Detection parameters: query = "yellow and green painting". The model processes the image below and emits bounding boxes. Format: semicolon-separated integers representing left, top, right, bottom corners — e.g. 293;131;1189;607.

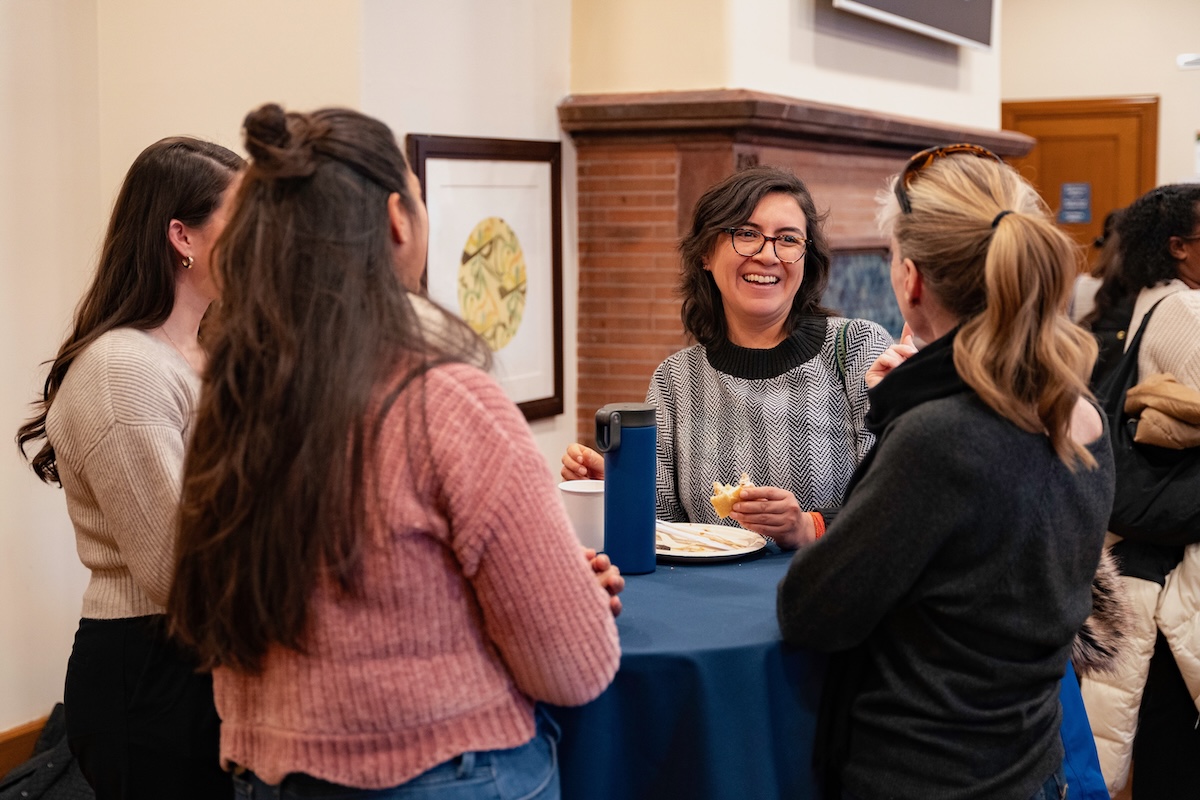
458;216;528;351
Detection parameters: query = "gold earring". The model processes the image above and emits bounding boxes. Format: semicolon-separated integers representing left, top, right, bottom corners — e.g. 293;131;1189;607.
182;256;194;269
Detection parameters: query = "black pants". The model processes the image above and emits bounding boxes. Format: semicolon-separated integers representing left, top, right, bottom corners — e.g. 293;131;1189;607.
1131;632;1200;798
64;616;230;800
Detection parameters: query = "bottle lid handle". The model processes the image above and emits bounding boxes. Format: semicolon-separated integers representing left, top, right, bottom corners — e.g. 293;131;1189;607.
595;409;621;453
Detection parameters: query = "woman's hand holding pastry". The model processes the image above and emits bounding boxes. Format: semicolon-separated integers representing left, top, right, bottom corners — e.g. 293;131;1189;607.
730;485;813;550
561;443;605;481
584;548;624;617
865;323;918;389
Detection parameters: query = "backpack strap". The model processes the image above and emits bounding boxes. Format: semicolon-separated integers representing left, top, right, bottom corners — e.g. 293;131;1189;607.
835;320;851;392
1096;297;1168;402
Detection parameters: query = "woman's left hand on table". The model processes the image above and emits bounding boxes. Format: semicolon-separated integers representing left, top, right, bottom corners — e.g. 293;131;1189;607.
730;485;813;550
584;548;624;617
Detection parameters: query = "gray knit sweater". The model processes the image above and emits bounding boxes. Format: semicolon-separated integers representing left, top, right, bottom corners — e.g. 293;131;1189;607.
647;315;890;524
45;328;199;619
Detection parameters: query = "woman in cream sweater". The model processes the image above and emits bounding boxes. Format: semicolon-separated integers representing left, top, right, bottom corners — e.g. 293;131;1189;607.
17;137;243;798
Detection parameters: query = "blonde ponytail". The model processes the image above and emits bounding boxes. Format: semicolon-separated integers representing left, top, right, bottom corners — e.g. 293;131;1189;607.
883;155;1098;469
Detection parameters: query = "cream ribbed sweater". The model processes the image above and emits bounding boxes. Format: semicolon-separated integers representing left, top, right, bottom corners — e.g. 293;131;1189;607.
1138;286;1200;386
45;327;199;619
214;362;621;789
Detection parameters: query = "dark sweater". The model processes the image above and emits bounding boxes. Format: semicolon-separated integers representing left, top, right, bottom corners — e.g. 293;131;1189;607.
777;332;1115;800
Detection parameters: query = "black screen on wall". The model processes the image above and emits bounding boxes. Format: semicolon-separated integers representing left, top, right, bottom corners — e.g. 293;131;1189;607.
832;0;993;49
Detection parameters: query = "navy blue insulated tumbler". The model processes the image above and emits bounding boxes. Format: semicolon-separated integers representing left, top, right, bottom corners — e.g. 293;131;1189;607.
595;402;657;575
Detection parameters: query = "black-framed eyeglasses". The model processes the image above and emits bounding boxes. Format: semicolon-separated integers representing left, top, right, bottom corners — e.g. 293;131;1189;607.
894;143;1003;214
720;227;810;264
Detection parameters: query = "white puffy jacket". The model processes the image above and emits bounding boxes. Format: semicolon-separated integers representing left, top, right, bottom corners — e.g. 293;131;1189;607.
1079;284;1200;796
1080;547;1200;795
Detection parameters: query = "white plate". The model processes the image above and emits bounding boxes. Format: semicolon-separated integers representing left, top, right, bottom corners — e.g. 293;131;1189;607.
655;522;767;563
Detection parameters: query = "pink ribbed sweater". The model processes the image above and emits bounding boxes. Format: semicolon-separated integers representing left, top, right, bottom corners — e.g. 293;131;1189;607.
213;362;621;789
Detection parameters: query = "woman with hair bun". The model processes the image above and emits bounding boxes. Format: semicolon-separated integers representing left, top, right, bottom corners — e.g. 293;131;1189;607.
16;136;243;798
167;104;621;799
777;145;1114;799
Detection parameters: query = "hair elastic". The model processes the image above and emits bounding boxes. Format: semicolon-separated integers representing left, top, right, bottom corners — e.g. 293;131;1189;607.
991;210;1014;228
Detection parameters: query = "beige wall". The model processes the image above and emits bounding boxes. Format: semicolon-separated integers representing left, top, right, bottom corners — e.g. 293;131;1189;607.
96;0;361;197
0;0;360;731
571;0;728;93
1002;0;1200;185
0;0;100;733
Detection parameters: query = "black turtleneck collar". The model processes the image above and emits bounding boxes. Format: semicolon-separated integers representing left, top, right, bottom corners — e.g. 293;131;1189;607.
704;315;828;380
831;327;971;504
863;327;969;437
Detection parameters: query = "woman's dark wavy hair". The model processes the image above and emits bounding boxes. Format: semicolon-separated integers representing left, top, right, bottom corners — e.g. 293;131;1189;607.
167;104;488;673
15;137;243;484
1088;185;1200;326
679;166;834;346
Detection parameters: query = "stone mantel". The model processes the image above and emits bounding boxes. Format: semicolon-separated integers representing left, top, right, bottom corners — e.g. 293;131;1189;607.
556;89;1033;442
559;89;1035;157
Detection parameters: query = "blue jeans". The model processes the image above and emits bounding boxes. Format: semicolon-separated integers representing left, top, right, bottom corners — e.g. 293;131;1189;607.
1029;765;1069;800
232;712;560;800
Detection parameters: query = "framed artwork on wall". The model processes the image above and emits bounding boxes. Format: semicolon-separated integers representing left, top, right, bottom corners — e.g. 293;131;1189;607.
406;134;564;421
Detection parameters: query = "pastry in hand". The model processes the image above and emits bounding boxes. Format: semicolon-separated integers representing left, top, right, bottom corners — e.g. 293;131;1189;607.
710;472;754;518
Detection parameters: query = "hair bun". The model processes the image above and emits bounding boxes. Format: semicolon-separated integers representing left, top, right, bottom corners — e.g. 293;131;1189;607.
243;103;318;179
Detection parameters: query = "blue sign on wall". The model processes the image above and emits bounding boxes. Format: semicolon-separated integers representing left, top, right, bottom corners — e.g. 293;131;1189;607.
1058;182;1092;224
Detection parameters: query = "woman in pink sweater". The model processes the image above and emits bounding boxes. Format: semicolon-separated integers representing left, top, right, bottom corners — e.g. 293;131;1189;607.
167;104;621;799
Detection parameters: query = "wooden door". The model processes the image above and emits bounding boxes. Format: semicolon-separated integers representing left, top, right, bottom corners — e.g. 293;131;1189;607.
1001;96;1158;263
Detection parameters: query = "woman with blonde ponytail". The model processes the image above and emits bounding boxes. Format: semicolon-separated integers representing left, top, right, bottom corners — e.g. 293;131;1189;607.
777;146;1115;800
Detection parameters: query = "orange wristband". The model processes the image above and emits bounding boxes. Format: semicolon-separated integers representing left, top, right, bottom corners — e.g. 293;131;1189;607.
809;511;826;541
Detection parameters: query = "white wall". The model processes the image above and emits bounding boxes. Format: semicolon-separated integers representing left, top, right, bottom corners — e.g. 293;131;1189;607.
572;0;1003;130
361;0;581;463
1002;0;1200;185
0;0;360;732
733;0;1001;129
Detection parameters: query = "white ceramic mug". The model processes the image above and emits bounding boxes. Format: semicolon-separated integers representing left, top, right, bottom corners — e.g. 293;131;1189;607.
559;479;605;553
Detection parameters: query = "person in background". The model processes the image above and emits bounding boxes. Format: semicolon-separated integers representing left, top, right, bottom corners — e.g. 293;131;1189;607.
167;104;621;800
778;144;1113;800
1071;208;1129;387
1079;183;1200;798
15;137;244;798
562;166;891;549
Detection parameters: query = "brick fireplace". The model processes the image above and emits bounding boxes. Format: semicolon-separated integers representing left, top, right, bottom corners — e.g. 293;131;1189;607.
558;89;1033;445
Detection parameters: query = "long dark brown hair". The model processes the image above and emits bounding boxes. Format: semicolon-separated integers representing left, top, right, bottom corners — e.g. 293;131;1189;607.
167;104;487;673
679;166;834;346
15;137;243;483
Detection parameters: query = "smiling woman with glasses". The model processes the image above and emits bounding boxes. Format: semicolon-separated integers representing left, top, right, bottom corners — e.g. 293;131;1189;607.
721;226;812;263
562;166;891;550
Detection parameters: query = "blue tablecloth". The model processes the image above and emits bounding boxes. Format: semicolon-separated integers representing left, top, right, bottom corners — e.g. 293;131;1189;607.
550;547;824;800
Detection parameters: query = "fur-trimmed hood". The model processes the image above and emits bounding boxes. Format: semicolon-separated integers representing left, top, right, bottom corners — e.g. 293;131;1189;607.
1073;548;1130;676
